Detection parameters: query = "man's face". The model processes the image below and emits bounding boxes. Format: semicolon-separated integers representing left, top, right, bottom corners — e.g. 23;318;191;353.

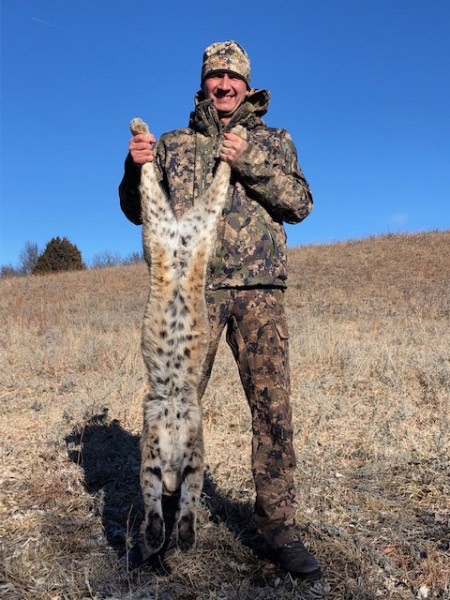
203;72;249;121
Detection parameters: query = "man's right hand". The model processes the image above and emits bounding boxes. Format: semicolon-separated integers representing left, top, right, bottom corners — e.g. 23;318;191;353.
129;132;156;165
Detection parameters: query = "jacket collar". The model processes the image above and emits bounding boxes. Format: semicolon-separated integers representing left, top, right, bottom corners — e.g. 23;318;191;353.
189;88;270;135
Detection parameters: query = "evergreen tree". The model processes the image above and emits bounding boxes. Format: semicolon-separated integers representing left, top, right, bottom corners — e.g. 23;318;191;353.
33;237;85;275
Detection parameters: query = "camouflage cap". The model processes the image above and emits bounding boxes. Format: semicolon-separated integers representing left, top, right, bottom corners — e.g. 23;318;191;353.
201;40;251;88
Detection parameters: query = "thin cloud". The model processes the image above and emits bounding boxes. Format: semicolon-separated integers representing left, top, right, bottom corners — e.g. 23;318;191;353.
31;17;60;30
389;213;409;225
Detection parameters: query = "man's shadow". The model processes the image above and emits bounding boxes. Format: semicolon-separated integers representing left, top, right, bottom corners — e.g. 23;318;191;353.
65;411;269;571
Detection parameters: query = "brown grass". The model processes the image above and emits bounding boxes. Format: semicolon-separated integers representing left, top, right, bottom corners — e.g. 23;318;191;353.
1;231;449;599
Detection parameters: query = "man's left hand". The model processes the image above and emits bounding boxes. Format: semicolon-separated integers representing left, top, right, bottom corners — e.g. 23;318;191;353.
220;132;248;165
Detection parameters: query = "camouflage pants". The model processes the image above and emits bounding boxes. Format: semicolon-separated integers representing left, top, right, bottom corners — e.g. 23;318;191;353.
198;287;298;542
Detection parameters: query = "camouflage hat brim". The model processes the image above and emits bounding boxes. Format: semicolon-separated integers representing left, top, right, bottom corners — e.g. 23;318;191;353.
202;68;249;85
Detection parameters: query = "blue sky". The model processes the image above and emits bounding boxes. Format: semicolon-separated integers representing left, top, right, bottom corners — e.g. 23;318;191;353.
1;0;449;267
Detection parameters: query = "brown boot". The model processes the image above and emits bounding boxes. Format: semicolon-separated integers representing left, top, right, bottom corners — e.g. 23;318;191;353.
259;522;322;581
272;539;322;581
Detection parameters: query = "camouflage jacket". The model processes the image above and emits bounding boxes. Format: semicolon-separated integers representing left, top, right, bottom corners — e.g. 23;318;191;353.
119;88;313;289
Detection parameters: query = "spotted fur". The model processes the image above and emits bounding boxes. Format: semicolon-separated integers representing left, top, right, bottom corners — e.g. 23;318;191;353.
131;118;246;556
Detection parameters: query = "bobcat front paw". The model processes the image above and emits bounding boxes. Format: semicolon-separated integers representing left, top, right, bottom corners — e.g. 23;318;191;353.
177;512;196;551
143;511;165;555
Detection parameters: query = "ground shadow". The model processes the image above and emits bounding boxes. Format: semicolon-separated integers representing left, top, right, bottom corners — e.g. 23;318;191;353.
65;412;271;570
65;411;143;556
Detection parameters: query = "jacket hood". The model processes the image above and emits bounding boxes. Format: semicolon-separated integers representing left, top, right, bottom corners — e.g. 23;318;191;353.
189;88;270;135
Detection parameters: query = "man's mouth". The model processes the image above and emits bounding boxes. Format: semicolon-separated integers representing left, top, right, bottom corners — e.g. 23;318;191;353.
215;91;234;99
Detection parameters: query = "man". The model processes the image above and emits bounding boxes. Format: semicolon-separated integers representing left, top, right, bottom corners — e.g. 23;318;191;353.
119;40;320;580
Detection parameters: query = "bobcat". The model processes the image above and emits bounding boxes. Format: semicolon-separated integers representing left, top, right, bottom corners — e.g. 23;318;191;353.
131;118;246;556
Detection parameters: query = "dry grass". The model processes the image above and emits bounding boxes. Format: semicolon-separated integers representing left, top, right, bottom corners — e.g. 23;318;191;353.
1;231;449;599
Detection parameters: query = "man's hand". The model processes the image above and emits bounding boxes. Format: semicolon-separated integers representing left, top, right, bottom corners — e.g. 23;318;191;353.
220;132;248;165
129;132;156;165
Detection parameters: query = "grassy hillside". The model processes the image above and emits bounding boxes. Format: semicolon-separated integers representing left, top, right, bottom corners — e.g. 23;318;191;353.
1;231;449;599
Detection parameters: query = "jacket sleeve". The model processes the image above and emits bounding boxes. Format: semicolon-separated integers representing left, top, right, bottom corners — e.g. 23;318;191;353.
118;154;143;225
232;129;313;224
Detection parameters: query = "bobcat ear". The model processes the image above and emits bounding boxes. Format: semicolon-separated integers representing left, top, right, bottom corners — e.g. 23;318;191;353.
230;125;247;141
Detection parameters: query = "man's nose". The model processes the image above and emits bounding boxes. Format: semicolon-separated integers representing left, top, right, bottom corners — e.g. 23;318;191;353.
217;74;231;89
